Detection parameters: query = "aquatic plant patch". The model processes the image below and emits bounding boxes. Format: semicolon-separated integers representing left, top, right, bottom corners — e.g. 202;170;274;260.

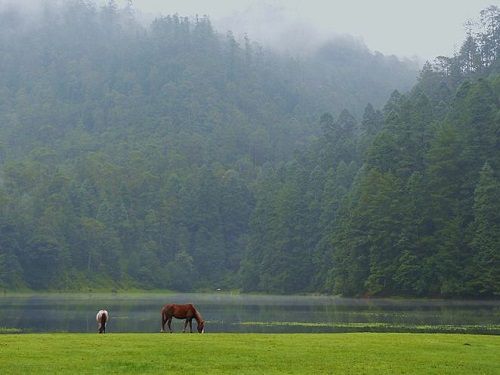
0;327;22;334
235;321;500;333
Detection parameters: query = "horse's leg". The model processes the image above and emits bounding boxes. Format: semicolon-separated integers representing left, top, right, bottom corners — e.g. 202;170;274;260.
183;319;189;333
189;319;193;333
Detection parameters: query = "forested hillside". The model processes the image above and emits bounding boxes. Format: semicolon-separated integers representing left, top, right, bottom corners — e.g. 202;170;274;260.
0;0;416;291
242;5;500;297
0;1;498;297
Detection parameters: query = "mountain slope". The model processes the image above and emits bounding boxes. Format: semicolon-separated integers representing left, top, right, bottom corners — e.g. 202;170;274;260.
0;1;418;291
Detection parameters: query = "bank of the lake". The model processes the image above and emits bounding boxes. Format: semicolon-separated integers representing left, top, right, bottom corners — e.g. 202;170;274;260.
0;333;498;374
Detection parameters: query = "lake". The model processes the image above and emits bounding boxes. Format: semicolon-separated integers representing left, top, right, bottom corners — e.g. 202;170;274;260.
0;293;499;334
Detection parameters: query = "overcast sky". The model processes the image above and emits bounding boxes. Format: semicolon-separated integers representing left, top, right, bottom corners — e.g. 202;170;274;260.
125;0;499;60
3;0;500;60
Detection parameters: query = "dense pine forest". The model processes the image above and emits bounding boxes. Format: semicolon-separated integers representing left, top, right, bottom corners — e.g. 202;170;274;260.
0;1;498;297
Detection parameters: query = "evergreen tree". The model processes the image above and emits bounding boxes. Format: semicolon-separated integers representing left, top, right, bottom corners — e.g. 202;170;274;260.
469;163;500;295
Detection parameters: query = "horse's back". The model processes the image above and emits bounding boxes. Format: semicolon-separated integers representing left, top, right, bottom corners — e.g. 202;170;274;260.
96;309;108;323
161;303;195;318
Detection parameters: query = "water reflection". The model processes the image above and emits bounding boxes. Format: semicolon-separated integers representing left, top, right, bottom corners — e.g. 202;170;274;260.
0;293;499;334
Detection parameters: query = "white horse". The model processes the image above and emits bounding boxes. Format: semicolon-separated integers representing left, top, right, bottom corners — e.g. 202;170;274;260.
96;310;109;334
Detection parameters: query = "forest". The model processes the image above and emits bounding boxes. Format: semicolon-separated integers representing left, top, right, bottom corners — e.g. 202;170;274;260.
0;1;498;297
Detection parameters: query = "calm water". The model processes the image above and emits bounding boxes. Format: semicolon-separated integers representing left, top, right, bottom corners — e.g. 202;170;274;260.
0;293;499;334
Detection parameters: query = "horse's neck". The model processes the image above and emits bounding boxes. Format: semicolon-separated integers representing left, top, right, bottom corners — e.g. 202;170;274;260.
193;309;203;324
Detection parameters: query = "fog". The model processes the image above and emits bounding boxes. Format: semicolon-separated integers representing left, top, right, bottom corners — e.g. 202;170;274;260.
123;0;498;60
2;0;498;60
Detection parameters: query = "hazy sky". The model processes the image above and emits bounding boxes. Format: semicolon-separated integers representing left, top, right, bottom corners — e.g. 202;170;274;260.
125;0;499;60
4;0;500;60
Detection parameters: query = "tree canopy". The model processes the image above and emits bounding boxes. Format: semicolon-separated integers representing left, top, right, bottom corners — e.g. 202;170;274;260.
0;1;498;297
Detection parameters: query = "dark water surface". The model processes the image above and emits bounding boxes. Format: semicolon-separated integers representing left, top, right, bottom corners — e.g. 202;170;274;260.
1;293;499;334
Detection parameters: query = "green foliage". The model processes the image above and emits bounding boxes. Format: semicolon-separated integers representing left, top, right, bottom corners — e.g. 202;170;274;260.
244;70;500;296
469;163;500;295
0;2;498;297
0;1;418;292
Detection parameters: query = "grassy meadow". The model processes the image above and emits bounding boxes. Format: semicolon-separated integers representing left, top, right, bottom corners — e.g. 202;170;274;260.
0;333;498;374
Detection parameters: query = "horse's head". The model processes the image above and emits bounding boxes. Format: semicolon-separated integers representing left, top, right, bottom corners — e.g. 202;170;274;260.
197;320;205;334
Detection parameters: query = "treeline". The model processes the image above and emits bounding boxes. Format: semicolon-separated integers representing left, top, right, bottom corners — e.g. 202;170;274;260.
0;1;498;297
427;5;500;78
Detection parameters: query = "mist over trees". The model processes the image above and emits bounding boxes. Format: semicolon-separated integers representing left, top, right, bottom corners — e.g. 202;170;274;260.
0;1;498;297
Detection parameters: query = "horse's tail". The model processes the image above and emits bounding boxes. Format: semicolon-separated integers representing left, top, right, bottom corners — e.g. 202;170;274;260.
160;307;167;321
160;307;167;332
101;311;108;324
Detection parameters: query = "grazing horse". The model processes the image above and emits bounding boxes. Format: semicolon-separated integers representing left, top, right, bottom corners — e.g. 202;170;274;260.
161;304;205;333
96;309;109;334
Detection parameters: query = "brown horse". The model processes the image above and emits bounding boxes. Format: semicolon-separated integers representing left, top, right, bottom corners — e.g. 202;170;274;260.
160;304;205;333
96;309;109;334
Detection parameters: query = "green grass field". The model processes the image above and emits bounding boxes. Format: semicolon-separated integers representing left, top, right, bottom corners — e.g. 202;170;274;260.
0;333;498;374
